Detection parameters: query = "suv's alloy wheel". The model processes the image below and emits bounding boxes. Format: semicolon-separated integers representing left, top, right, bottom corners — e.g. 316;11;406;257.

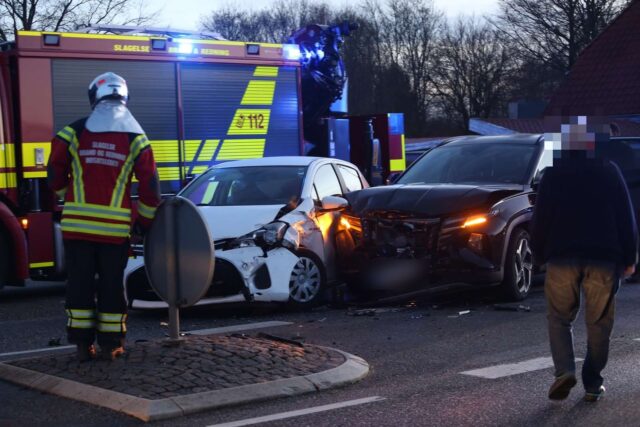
501;228;533;301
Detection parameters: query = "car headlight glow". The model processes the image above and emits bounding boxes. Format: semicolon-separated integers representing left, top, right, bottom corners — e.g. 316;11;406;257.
462;216;488;228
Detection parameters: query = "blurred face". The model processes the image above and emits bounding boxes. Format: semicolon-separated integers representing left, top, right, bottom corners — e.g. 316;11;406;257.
543;116;609;159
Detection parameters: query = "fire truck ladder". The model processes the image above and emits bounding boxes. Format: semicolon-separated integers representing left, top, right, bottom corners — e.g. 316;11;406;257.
75;25;226;40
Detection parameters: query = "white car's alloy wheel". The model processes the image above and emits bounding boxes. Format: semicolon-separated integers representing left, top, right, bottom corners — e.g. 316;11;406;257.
289;256;322;304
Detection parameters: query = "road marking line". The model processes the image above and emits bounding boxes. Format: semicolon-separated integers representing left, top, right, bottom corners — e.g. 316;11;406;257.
0;345;75;358
188;321;293;336
461;357;584;379
205;396;386;427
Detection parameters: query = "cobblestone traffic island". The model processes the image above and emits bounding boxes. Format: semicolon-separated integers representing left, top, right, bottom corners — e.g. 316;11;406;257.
0;334;369;421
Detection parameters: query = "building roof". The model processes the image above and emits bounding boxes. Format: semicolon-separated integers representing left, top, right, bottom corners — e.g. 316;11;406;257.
470;117;640;137
545;0;640;116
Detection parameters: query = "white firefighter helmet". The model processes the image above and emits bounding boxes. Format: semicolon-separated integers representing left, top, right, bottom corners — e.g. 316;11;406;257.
88;72;129;108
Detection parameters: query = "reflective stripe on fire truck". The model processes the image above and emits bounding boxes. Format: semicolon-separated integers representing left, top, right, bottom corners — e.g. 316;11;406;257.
110;134;149;208
66;308;97;329
0;143;17;189
241;81;276;105
137;200;156;219
254;66;279;77
217;139;267;160
97;312;127;333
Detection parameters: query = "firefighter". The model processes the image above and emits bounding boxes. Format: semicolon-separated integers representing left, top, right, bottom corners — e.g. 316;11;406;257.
47;72;160;362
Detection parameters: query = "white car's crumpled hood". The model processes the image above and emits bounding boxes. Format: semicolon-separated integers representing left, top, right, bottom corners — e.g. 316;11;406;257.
198;205;284;240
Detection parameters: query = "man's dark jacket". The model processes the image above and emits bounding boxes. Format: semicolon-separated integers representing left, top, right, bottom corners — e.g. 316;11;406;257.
531;156;638;267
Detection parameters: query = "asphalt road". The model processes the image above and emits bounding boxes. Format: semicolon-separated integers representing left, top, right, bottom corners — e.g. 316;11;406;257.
3;279;640;426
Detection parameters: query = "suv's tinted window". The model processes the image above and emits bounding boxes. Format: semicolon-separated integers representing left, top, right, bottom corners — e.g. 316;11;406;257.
399;143;537;185
337;165;363;192
313;164;342;201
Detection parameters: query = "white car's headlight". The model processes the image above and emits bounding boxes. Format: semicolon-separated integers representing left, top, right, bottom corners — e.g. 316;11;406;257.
256;221;288;245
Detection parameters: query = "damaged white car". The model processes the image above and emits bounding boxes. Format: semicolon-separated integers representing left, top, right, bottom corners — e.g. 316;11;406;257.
124;156;368;309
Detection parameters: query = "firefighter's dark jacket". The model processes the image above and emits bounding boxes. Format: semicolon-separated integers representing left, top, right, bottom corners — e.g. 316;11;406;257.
47;118;161;244
531;156;639;267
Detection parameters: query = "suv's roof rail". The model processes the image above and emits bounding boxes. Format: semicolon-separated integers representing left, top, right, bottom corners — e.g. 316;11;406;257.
75;25;226;41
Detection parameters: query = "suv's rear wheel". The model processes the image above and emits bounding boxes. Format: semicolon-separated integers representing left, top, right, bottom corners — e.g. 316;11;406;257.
501;228;533;301
287;251;325;309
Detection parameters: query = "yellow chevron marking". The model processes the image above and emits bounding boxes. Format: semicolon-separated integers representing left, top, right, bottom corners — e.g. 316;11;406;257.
197;140;220;162
254;66;279;77
184;140;201;162
241;81;276;105
228;110;271;135
157;167;181;181
149;140;180;163
216;139;266;160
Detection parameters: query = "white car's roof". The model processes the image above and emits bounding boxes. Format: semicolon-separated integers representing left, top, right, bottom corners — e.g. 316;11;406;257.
213;156;324;168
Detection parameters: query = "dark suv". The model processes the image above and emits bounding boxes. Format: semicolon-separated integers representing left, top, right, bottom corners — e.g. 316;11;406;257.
339;134;551;300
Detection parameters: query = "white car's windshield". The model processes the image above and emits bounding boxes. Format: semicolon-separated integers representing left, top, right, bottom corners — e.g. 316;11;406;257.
181;166;307;206
399;143;537;185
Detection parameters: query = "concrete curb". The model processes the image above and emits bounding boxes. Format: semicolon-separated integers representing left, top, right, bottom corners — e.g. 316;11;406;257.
0;345;370;422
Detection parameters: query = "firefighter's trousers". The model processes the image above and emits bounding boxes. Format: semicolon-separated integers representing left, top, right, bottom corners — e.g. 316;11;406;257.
64;239;129;347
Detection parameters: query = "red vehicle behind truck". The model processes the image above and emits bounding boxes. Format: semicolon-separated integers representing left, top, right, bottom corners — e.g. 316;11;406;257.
0;27;406;288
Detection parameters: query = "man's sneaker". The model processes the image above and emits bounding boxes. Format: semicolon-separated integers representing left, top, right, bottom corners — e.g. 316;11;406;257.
100;345;125;361
76;343;97;362
584;386;606;402
548;373;577;400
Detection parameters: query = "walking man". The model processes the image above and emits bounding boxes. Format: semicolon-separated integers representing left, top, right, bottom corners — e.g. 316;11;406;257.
531;116;638;402
48;72;160;361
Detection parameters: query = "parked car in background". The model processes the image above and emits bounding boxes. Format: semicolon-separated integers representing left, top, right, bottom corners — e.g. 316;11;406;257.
125;156;368;309
339;134;550;301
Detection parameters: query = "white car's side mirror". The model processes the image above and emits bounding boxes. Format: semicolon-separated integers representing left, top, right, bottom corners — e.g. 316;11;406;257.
321;196;348;211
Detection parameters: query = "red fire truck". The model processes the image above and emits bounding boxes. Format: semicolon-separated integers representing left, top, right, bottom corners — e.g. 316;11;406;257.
0;27;406;288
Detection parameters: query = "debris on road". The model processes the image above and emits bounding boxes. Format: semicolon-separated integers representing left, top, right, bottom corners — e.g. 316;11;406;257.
493;304;531;312
47;338;61;347
447;310;472;318
347;307;404;317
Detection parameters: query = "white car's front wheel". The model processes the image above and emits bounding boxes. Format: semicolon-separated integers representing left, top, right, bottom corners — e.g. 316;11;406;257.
288;252;325;308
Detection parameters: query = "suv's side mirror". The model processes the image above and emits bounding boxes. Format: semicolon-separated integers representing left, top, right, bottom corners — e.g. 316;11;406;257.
321;195;348;211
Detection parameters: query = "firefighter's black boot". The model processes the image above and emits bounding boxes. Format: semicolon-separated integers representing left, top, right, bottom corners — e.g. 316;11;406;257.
76;343;97;362
100;345;125;361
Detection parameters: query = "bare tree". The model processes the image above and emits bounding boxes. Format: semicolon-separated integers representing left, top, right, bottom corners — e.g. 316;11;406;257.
431;17;516;130
0;0;156;41
361;0;442;135
201;0;334;43
493;0;626;75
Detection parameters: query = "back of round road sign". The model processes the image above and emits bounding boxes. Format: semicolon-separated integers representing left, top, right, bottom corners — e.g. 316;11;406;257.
144;196;215;308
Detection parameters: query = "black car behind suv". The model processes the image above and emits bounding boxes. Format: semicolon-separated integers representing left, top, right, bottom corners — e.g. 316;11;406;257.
338;134;551;301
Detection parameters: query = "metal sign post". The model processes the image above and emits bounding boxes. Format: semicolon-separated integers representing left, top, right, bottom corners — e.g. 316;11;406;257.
144;196;215;345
